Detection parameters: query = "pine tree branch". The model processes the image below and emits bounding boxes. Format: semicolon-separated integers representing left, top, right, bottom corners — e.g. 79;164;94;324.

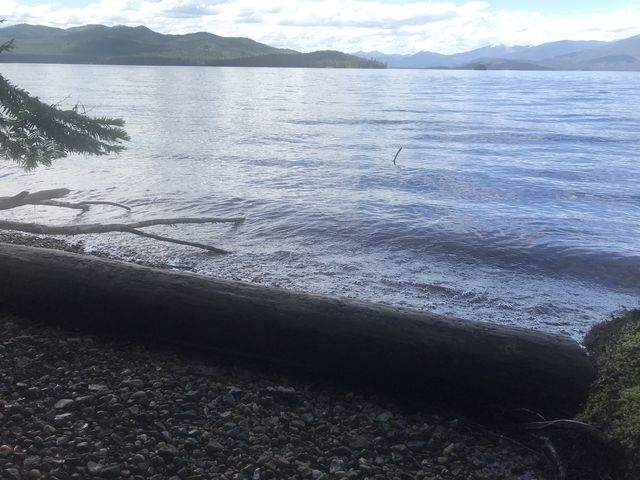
0;73;129;170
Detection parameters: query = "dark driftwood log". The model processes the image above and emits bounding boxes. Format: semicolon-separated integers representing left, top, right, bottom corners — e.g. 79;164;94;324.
0;243;595;415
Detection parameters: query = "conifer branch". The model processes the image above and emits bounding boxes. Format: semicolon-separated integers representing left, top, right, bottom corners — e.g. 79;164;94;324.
0;66;129;169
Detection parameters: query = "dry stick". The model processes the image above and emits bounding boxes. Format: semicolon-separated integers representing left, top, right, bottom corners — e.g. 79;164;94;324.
393;146;403;165
37;200;91;211
515;407;547;422
0;217;245;253
542;436;566;480
480;428;543;459
525;419;609;443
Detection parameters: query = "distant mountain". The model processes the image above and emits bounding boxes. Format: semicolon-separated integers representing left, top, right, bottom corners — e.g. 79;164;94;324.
357;45;531;69
501;40;607;62
449;45;530;65
0;24;384;68
356;34;640;71
540;34;640;71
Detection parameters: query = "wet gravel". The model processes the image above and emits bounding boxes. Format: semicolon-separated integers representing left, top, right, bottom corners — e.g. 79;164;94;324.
0;232;83;255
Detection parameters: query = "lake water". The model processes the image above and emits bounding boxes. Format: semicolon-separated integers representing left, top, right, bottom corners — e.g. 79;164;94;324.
1;64;639;339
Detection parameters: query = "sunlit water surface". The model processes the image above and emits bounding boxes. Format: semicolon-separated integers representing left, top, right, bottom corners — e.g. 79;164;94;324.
1;64;639;339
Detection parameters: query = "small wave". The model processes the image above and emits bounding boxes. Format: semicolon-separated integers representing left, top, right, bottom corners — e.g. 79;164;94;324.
362;227;640;289
411;131;624;145
287;118;418;126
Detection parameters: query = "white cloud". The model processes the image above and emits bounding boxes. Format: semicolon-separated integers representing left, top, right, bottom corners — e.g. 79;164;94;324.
1;0;640;54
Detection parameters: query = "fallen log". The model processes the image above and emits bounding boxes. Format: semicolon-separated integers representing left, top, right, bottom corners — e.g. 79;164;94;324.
0;243;595;415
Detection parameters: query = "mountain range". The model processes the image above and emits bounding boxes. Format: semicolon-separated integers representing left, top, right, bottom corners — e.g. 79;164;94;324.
1;24;638;71
355;35;640;71
0;24;384;69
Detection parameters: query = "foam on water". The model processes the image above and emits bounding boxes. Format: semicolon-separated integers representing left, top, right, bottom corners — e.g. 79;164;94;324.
1;65;638;339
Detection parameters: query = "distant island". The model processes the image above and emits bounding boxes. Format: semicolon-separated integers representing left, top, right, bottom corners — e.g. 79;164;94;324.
355;34;640;71
0;24;385;69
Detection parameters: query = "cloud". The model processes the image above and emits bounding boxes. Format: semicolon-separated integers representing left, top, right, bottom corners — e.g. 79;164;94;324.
1;0;639;54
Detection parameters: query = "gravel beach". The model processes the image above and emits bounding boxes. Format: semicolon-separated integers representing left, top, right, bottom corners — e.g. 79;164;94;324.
0;233;549;479
0;313;547;480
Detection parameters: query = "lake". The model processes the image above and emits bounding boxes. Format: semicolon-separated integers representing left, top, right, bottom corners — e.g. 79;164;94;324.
1;64;639;338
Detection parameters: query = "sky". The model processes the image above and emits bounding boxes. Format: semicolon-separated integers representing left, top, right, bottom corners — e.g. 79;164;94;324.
1;0;640;54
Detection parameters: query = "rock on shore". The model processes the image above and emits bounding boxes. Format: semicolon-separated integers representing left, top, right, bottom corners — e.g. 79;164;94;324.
0;314;547;480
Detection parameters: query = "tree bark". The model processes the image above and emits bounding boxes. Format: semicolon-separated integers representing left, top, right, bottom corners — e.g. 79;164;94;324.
0;243;595;416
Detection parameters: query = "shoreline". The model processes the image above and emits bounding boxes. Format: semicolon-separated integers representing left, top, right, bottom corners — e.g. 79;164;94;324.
1;232;626;479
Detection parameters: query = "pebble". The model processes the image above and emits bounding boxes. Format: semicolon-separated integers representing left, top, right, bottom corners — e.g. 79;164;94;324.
53;413;73;425
25;469;42;480
100;464;122;477
376;411;394;422
131;390;147;400
87;461;103;473
54;398;75;410
348;436;371;449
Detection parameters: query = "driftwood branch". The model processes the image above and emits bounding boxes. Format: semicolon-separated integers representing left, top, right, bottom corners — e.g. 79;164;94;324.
128;228;229;253
38;200;90;211
0;188;71;210
38;200;132;212
0;188;130;212
2;188;243;252
0;217;245;253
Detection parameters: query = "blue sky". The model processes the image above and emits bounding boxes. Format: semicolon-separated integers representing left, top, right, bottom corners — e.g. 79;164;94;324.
4;1;640;54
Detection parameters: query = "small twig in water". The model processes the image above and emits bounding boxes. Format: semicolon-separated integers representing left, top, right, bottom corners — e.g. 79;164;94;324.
393;147;403;165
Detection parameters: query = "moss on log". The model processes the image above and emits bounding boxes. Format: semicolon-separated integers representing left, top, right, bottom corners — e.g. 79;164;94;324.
581;309;640;478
